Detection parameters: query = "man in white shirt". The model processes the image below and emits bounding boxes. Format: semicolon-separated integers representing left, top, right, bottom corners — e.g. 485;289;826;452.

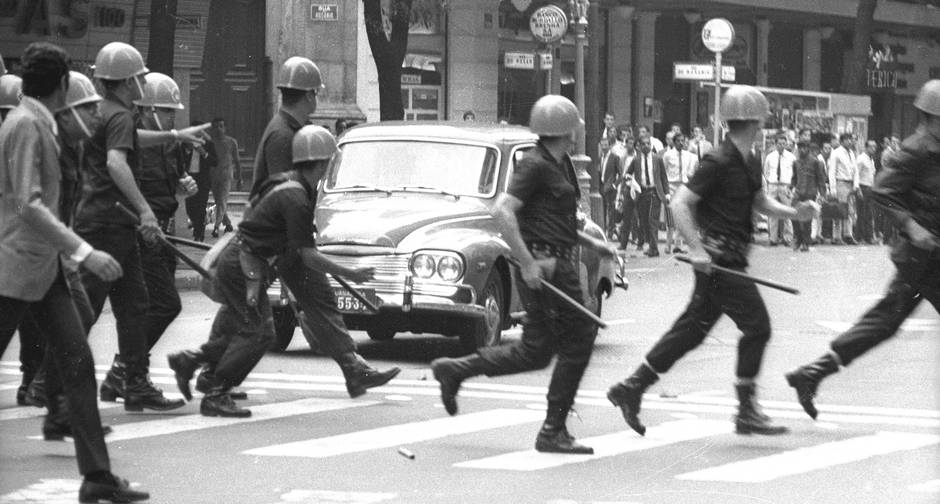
855;139;878;244
661;133;697;252
828;133;860;245
637;124;664;153
688;126;713;163
762;134;796;246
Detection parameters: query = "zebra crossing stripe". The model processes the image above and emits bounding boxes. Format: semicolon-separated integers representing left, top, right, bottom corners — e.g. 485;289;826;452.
244;408;544;458
455;419;730;471
675;431;940;482
104;398;377;442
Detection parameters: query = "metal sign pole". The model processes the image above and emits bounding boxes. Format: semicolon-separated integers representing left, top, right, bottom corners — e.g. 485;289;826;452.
713;51;722;147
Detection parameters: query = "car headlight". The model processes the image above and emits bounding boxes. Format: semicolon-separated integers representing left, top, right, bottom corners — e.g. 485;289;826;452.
409;251;465;282
411;254;436;279
437;255;462;281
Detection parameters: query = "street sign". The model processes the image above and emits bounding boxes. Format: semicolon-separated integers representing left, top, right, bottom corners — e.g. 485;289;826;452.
673;63;736;82
504;52;536;70
310;4;338;21
701;18;734;53
529;5;568;44
539;52;553;70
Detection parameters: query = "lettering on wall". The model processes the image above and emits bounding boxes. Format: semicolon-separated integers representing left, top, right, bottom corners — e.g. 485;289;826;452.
867;41;908;90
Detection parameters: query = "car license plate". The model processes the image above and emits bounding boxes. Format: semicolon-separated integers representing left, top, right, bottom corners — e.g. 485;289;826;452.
333;287;377;313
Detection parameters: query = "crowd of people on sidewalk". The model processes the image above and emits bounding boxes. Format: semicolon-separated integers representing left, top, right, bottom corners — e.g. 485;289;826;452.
594;113;904;255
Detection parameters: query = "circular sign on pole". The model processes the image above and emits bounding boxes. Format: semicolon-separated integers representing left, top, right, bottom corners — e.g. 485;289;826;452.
529;5;568;44
701;18;735;53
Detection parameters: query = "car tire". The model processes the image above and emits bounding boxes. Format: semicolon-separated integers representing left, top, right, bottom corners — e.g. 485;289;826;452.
367;328;396;341
460;269;503;353
270;305;297;352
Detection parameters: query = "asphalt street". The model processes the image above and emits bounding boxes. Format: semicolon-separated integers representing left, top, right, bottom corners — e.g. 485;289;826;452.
1;242;938;504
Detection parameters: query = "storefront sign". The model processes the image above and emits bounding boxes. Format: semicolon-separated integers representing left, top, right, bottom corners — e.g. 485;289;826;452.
529;5;567;44
539;52;553;70
401;73;421;85
866;43;900;89
504;52;535;70
310;4;338;21
673;63;735;82
701;18;734;53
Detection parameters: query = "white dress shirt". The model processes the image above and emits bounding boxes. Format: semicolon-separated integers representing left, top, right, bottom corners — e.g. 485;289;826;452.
829;145;859;189
661;148;696;184
762;149;796;185
857;152;876;187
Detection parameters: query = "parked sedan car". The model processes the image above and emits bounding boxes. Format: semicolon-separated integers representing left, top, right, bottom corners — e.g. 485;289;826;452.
269;122;622;353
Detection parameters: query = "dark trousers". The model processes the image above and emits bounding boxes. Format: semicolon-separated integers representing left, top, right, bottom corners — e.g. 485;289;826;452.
75;223;150;365
830;248;940;366
278;253;357;358
636;189;661;252
602;189;618;238
618;195;638;248
792;192;816;248
186;169;211;241
139;236;181;349
855;185;875;243
646;268;772;379
198;240;272;387
476;253;598;409
0;270;111;476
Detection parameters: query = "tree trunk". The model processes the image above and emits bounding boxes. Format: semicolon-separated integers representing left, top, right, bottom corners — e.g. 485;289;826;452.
842;0;877;94
363;0;412;120
147;0;178;76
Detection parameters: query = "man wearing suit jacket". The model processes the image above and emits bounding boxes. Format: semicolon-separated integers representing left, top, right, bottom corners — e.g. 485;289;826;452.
626;135;669;256
599;133;622;240
0;42;149;503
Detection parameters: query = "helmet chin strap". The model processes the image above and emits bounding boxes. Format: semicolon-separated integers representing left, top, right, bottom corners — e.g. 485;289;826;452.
151;107;165;131
70;107;93;139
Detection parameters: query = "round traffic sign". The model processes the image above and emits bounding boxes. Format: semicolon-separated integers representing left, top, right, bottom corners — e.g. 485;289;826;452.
701;18;735;53
529;5;568;44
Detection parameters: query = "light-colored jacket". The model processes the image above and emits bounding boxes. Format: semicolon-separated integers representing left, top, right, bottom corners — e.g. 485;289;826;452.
0;97;82;301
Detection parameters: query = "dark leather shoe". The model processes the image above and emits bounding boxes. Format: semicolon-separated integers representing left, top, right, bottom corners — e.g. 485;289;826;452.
79;473;149;503
43;421;113;441
195;370;247;400
645;249;660;257
535;426;594;454
16;384;29;406
167;351;200;401
201;392;251;418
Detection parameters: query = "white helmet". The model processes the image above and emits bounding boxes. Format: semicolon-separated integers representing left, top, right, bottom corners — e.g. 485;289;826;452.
59;71;102;111
134;72;184;110
276;56;323;91
293;125;337;163
913;79;940;116
529;95;584;136
93;42;148;80
719;85;769;122
0;74;22;111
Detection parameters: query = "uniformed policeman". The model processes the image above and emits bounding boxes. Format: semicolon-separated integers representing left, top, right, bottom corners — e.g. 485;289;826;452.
76;42;198;412
168;125;400;417
785;80;940;419
606;86;818;437
133;72;198;354
431;95;617;454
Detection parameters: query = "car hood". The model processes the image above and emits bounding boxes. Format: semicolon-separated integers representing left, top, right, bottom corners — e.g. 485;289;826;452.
316;193;491;248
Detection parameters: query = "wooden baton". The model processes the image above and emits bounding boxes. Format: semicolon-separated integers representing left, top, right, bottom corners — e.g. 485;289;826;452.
674;255;800;295
507;257;607;328
115;203;212;279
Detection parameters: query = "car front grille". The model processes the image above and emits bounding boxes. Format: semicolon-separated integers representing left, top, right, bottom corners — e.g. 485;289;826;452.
321;253;411;291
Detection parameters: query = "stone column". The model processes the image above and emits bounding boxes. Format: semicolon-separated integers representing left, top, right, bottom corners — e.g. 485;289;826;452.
756;18;770;86
633;10;658;130
446;0;499;120
608;6;634;126
802;28;822;91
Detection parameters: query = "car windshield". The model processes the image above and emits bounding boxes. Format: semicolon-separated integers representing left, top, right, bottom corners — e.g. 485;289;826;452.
326;140;499;197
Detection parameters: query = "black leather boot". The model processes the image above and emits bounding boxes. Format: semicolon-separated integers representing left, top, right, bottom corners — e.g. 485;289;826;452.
16;367;35;406
606;363;659;436
123;358;185;412
195;366;247;400
430;354;485;416
338;353;401;398
42;394;112;441
200;387;251;418
98;354;125;402
24;366;46;408
734;382;789;435
79;472;149;503
534;403;594;454
167;351;203;401
785;352;840;420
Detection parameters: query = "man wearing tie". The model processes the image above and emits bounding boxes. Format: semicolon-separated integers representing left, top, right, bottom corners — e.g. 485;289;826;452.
829;133;860;245
599;132;622;240
762;134;796;246
625;135;669;256
689;126;713;163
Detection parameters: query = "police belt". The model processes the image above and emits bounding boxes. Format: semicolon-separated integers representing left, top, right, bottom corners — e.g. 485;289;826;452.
232;232;277;307
527;241;576;262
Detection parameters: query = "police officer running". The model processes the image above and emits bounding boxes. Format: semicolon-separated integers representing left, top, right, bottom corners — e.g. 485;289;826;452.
785;80;940;419
606;86;818;437
168;125;399;417
431;95;617;454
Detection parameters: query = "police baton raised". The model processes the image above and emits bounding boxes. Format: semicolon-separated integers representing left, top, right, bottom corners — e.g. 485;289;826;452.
115;203;212;279
165;235;212;251
674;255;800;295
507;257;607;329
